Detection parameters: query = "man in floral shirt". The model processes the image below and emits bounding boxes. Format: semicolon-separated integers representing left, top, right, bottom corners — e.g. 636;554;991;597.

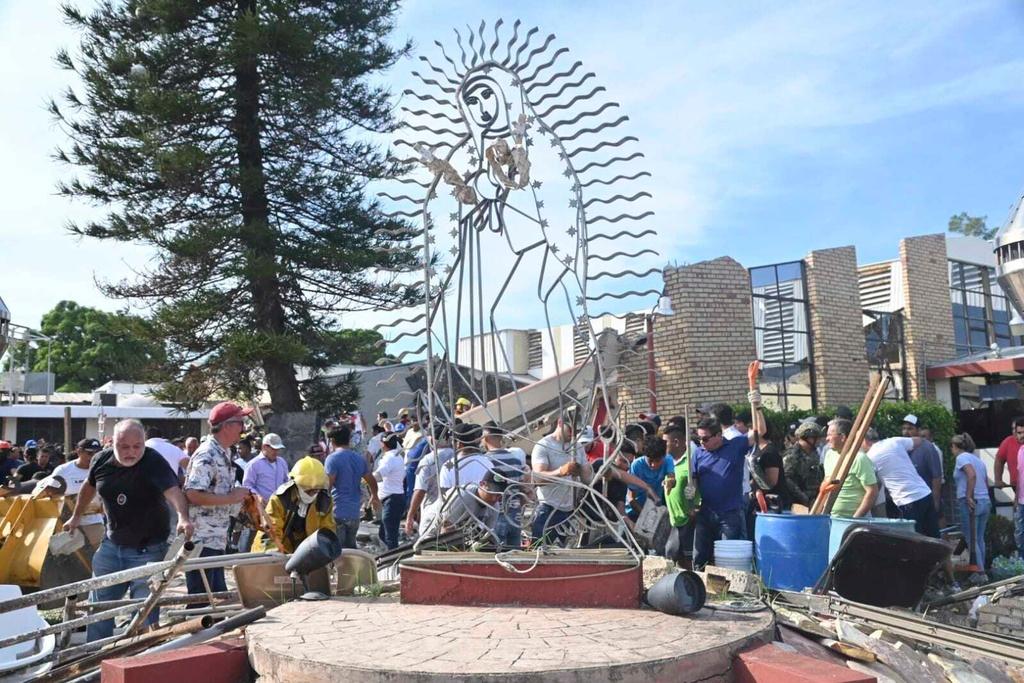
184;402;252;598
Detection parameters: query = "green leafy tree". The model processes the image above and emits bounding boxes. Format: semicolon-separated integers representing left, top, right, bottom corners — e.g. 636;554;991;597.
52;0;419;412
948;212;995;240
30;301;167;392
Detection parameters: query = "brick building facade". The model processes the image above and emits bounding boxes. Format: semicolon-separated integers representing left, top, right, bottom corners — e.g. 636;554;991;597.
804;246;869;406
900;234;957;400
616;234;970;419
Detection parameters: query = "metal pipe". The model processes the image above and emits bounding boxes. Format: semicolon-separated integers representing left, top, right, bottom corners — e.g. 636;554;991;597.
0;602;144;651
162;605;246;619
123;540;196;636
0;559;178;615
38;616;214;679
79;591;237;611
0;552;281;614
144;606;266;654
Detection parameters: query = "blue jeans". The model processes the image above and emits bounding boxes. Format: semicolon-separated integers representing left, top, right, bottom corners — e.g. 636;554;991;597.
958;497;992;570
404;462;419;508
86;538;168;642
185;546;227;601
494;500;523;549
1015;504;1024;561
336;518;361;549
379;494;405;550
531;503;572;546
694;508;745;570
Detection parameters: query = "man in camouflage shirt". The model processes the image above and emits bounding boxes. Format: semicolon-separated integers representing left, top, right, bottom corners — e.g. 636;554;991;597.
783;421;825;508
184;402;253;598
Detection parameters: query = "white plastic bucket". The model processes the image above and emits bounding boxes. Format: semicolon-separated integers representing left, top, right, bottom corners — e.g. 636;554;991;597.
713;540;753;572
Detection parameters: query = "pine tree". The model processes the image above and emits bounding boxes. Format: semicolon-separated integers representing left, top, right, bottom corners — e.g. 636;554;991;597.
52;0;420;412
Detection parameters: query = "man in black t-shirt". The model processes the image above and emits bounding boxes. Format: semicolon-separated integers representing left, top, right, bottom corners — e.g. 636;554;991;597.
65;419;192;642
14;445;54;483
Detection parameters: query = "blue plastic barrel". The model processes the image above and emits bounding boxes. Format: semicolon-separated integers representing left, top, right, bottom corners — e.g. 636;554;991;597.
828;517;916;561
754;512;831;591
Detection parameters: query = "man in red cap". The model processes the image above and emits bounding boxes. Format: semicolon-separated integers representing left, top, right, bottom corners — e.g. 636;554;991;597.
0;440;24;485
183;402;253;599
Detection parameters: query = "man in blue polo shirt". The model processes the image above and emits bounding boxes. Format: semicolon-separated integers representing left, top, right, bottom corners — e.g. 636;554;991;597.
691;386;765;569
325;426;381;548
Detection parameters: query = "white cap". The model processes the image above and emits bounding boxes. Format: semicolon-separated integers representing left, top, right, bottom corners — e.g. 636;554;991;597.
578;426;595;445
262;433;286;450
902;414;919;426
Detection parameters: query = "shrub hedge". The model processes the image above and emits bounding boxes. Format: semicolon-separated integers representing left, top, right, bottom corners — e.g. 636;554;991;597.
730;399;958;477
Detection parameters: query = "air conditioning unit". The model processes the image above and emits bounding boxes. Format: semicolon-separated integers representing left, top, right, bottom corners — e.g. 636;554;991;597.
92;392;117;407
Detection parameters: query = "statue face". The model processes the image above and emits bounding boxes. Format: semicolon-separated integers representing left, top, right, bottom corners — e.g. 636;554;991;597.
459;72;510;144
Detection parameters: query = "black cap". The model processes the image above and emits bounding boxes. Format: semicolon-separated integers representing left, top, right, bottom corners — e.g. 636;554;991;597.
453;422;483;444
77;438;102;452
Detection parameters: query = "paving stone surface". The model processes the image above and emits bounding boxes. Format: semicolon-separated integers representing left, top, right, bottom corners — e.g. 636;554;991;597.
247;595;774;682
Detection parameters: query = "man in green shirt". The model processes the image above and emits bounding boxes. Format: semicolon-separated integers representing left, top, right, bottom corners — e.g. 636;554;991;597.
823;418;879;518
663;423;700;568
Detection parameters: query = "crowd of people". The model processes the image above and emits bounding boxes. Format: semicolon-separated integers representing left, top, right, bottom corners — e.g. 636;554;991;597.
2;387;1023;640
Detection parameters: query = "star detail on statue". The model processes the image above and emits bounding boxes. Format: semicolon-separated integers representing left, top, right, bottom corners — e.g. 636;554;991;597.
575;296;585;307
510;77;520;86
468;156;478;166
444;264;453;275
449;245;459;256
536;200;545;209
558;152;567;161
449;227;459;238
505;101;513;111
531;180;542;189
449;212;459;221
563;167;573;178
572;182;581;192
563;256;574;267
540;219;549;228
462;170;474;182
425;266;437;278
549;137;559;148
569;199;578;208
549;243;559;254
428;234;436;244
567;226;577;237
525;137;533;148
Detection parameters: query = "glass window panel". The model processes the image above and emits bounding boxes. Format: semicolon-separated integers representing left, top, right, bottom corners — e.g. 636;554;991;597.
750;266;777;290
970;328;988;349
992;298;1009;314
948;262;961;288
776;261;803;287
786;394;814;411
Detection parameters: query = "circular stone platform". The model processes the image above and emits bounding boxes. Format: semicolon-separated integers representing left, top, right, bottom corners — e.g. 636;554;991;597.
247;596;774;682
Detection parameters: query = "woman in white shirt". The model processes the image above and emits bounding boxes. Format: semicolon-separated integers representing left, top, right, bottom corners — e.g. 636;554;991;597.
373;433;406;549
951;433;991;573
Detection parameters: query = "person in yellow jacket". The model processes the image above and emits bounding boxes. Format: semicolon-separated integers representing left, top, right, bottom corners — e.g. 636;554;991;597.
254;456;336;553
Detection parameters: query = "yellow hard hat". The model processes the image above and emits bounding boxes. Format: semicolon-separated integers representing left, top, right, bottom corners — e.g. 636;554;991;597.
290;456;328;490
456;397;471;407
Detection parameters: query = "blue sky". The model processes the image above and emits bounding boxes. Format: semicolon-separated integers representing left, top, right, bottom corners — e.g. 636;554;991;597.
3;0;1024;338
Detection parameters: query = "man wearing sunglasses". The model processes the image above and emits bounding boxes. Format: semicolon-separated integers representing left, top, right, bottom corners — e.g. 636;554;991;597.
184;402;254;601
691;372;766;569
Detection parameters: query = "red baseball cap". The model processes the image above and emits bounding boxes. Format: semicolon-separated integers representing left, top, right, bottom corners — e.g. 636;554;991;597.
208;401;253;426
0;440;10;450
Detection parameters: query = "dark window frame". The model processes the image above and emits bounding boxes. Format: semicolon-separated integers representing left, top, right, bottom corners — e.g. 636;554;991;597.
749;261;817;411
949;259;1024;357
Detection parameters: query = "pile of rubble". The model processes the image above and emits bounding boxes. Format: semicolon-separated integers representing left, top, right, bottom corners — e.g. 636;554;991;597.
642;557;1024;682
